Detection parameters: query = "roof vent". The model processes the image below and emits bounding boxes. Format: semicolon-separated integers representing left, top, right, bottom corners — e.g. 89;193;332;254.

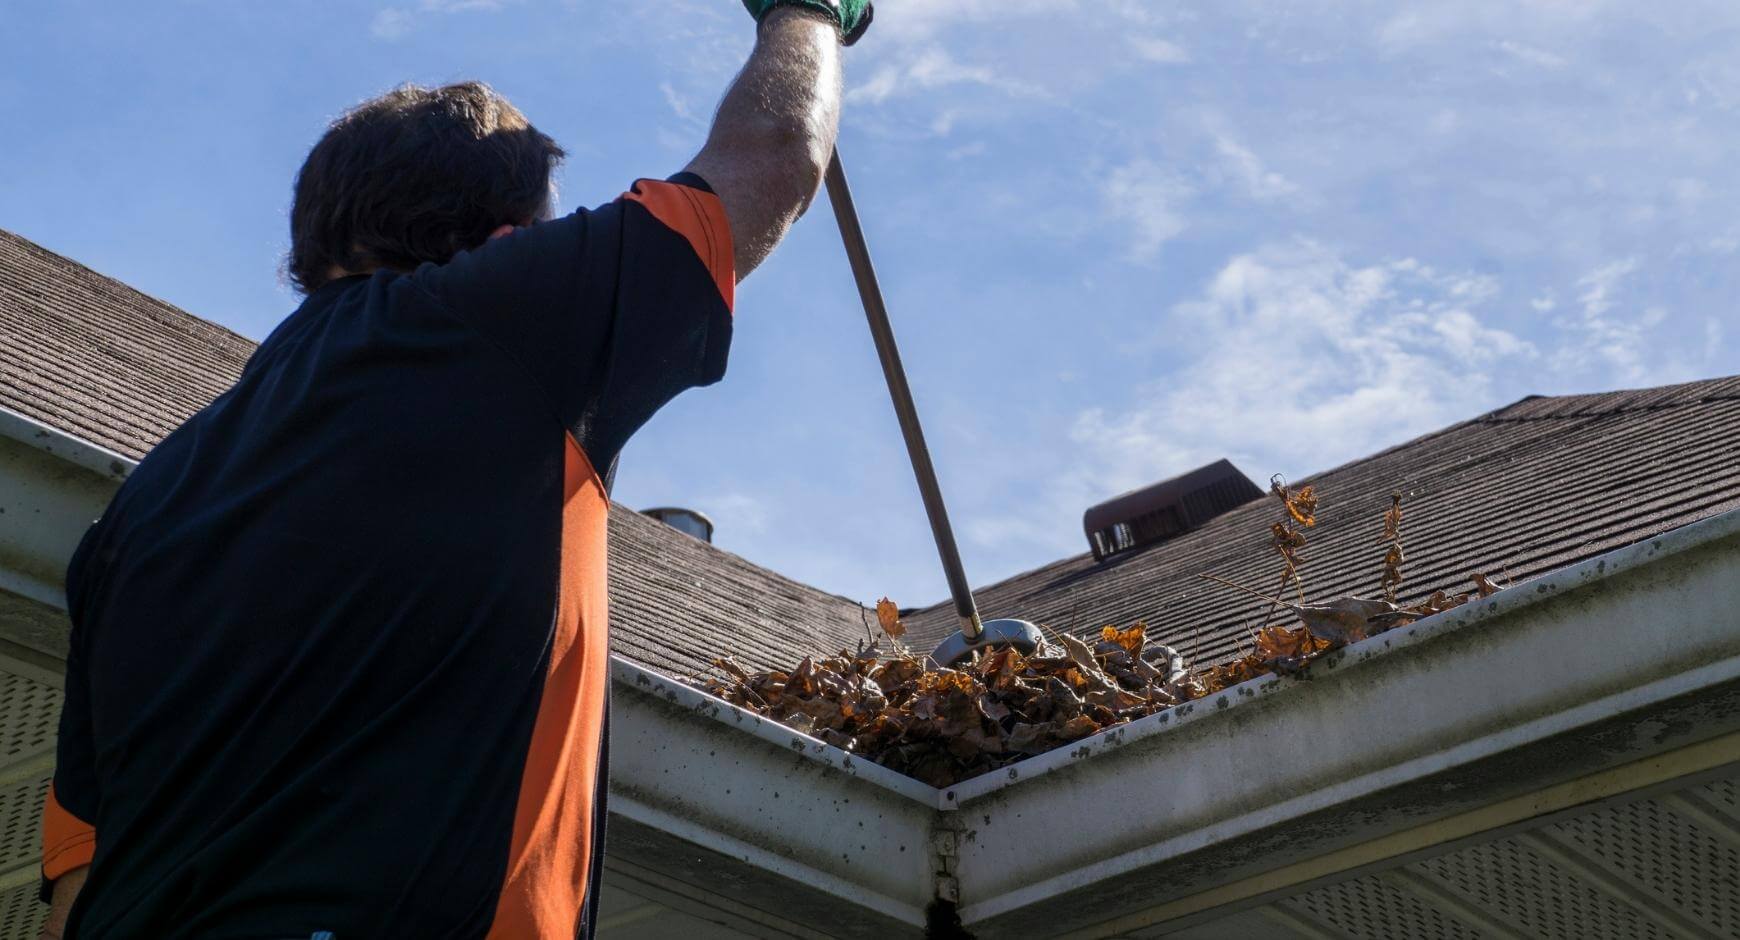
1083;459;1262;561
642;506;715;543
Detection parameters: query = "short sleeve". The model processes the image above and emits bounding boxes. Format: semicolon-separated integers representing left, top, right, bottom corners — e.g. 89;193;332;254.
411;173;735;457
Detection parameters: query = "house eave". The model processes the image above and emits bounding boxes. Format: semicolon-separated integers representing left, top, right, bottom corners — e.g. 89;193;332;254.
606;658;941;935
946;505;1740;936
0;406;129;619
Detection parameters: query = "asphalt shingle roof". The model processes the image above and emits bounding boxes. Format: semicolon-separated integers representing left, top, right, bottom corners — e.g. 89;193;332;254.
906;375;1740;666
0;228;869;676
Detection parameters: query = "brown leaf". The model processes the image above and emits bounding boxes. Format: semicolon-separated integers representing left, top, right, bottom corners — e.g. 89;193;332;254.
1271;476;1319;527
1005;722;1051;753
875;597;906;639
1057;714;1101;741
1102;624;1146;659
1058;632;1100;675
1295;596;1396;645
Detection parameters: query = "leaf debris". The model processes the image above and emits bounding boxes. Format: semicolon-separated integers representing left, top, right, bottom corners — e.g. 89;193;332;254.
694;480;1510;787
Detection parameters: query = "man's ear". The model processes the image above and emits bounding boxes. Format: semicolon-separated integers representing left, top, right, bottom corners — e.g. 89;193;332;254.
487;224;516;241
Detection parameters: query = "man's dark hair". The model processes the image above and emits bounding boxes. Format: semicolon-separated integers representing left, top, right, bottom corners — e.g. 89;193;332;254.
288;81;565;294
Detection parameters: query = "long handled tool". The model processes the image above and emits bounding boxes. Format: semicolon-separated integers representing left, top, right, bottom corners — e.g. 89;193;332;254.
823;149;1043;667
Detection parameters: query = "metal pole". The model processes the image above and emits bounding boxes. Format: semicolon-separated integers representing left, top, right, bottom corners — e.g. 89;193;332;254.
823;149;983;639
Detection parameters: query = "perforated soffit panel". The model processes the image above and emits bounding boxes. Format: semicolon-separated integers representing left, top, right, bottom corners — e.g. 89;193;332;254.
1162;771;1740;940
0;667;61;940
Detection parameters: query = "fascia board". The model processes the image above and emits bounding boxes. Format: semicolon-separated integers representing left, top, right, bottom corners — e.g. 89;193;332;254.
948;505;1740;936
0;408;130;612
609;658;940;934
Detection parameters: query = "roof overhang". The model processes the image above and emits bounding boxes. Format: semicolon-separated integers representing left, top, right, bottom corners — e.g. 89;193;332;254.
8;406;1740;937
603;504;1740;936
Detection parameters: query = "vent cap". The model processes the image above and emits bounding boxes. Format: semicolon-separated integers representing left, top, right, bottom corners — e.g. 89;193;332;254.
642;506;715;543
1084;459;1261;561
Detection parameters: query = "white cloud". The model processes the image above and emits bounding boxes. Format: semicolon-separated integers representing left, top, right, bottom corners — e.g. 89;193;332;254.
1213;136;1298;201
849;46;1043;106
1375;2;1610;54
1492;39;1567;69
1577;258;1635;319
659;82;699;123
1069;241;1537;490
1100;161;1193;260
1549;258;1668;383
1130;36;1191;64
370;0;512;41
872;0;1077;43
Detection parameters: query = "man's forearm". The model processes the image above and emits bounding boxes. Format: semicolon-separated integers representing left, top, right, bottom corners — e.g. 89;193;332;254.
687;7;843;279
40;866;87;940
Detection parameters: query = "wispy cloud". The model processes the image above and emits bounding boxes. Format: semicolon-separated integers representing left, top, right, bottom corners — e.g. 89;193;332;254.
1493;39;1568;69
1100;160;1194;260
1213;136;1298;201
371;0;513;41
849;46;1045;107
659;81;700;124
1071;241;1535;488
1129;36;1191;64
1549;258;1671;383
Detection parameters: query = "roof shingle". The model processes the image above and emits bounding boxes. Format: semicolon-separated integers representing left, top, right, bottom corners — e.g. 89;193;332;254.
0;228;869;676
906;376;1740;665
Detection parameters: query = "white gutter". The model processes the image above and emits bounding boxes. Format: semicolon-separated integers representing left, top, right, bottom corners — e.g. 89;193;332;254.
0;406;135;483
608;504;1740;935
948;505;1740;937
608;659;940;935
0;406;133;613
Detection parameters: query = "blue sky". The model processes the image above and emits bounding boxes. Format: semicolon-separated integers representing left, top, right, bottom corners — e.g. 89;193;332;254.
5;1;1739;611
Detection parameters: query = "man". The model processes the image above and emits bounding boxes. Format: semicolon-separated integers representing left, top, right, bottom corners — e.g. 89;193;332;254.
39;1;870;936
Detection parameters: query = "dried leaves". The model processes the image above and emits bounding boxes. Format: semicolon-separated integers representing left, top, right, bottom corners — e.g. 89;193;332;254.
694;481;1513;788
1266;475;1316;619
1380;493;1404;602
875;597;906;640
702;623;1208;787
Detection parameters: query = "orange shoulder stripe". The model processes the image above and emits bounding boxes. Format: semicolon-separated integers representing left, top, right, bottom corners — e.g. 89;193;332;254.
622;179;736;312
42;783;96;880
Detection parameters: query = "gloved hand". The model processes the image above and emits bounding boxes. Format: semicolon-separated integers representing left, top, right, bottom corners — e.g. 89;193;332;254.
742;0;873;46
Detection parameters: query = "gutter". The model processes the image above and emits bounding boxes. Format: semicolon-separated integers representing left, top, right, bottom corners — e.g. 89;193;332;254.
0;406;133;614
948;505;1740;936
607;659;941;936
0;405;135;483
612;505;1740;935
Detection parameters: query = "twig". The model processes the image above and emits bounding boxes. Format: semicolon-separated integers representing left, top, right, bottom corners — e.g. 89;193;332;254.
1198;573;1293;608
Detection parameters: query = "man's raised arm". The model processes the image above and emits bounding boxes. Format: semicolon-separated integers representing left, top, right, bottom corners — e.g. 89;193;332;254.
687;3;866;280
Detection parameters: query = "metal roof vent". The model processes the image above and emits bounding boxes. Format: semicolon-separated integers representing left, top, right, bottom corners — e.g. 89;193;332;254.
1083;459;1262;561
642;506;715;543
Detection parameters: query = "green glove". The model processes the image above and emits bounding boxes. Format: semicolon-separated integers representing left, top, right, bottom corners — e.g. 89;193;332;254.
743;0;873;46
